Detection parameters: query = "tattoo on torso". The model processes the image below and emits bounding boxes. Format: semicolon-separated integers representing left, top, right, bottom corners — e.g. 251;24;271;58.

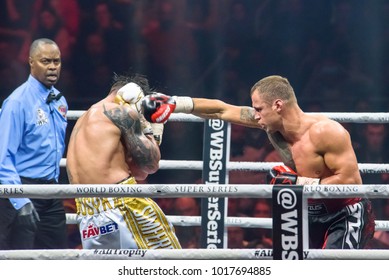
239;107;295;168
267;131;296;170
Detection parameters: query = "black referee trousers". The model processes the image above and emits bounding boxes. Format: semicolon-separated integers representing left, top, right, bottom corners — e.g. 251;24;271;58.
21;177;68;249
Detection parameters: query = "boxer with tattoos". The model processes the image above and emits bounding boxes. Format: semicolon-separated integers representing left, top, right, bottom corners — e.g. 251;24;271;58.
66;73;180;249
142;75;374;249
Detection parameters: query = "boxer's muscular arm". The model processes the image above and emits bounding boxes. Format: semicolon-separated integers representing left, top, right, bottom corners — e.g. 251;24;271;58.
191;98;261;128
313;121;362;185
103;105;160;174
142;94;261;128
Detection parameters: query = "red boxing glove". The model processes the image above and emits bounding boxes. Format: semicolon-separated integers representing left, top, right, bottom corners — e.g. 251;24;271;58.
141;93;176;124
267;165;321;185
268;165;297;185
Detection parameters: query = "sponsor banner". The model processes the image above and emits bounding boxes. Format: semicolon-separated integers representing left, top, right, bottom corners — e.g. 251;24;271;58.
201;119;228;248
272;185;303;260
0;187;24;195
76;186;142;194
303;185;360;193
0;184;241;198
82;222;119;240
93;249;147;258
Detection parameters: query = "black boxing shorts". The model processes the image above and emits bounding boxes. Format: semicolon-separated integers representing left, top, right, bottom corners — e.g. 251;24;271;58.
308;198;375;249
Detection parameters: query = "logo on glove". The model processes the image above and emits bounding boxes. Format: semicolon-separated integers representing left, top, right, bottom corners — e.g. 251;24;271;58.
141;93;176;124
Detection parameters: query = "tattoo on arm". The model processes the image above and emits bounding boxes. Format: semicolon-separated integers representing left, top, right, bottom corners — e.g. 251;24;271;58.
122;131;160;170
103;105;139;133
267;131;296;170
103;105;159;170
240;107;255;122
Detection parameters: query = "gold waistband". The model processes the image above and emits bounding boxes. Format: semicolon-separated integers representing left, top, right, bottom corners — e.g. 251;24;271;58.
76;176;137;216
117;175;137;184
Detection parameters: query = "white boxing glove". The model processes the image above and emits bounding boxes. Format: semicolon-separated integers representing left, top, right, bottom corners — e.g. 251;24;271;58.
114;82;144;113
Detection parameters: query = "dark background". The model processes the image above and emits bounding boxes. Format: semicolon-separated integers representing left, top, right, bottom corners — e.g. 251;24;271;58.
2;0;389;248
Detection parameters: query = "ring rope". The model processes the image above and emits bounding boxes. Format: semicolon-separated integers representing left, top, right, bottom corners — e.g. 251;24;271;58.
64;213;272;228
67;111;203;122
1;249;389;260
1;184;389;199
59;159;389;173
307;112;389;123
67;110;389;123
64;213;389;231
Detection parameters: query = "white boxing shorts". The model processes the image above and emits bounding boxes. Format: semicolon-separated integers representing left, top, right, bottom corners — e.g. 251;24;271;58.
75;176;181;249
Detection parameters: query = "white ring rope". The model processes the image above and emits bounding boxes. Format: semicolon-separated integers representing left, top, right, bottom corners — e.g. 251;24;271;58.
64;213;389;231
5;182;389;230
67;110;389;123
307;112;389;123
1;248;389;260
67;111;203;122
65;213;272;228
1;183;389;199
59;159;389;173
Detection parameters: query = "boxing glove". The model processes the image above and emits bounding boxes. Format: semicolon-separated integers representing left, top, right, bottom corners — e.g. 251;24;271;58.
141;93;176;123
268;165;298;185
268;165;320;185
114;82;144;113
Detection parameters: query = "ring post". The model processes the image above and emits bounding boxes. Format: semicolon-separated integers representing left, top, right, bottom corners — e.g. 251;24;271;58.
200;119;230;249
272;184;304;259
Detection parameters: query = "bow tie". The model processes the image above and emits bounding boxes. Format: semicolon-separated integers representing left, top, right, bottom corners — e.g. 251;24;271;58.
46;91;63;104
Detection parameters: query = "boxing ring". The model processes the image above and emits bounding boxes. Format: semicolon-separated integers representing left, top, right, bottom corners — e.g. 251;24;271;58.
1;111;389;260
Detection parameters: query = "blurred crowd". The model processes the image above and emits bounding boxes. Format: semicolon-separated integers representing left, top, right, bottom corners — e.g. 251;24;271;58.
3;0;389;110
2;0;389;249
